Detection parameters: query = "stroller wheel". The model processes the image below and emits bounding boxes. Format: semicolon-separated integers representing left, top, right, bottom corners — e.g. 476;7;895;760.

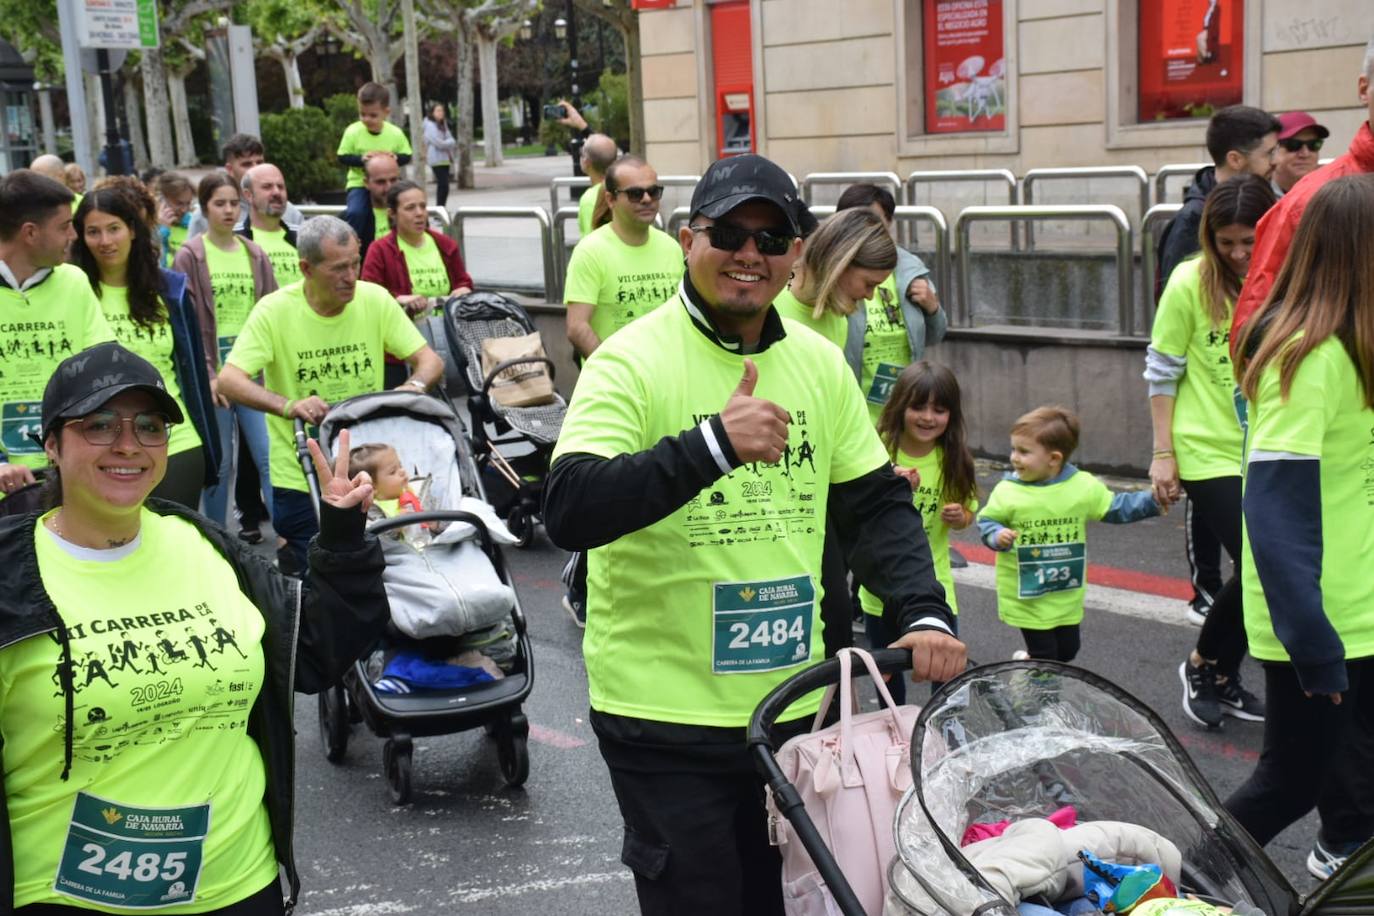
318;683;350;763
384;737;414;805
496;713;530;788
506;505;535;549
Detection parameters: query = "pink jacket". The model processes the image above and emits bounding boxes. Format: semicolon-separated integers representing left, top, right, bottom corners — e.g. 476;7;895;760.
172;234;280;371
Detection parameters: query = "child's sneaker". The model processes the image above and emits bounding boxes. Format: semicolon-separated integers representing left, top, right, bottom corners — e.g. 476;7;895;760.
1216;672;1265;721
1186;598;1210;626
562;593;586;629
1179;659;1222;728
1307;835;1362;880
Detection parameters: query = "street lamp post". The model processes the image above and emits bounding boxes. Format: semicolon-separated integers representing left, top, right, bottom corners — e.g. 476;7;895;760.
557;0;583;179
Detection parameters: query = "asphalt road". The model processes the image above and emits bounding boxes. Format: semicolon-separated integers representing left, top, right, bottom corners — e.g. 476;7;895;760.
288;514;1324;916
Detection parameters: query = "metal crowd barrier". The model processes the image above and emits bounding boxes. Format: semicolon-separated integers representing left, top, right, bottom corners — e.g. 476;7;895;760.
799;171;903;205
295;204;453;235
953;204;1134;334
448;206;556;299
1140;202;1183;334
1020;166;1149;251
549;205;581;300
549;175;701;220
906;168;1019;247
1152;163;1208;205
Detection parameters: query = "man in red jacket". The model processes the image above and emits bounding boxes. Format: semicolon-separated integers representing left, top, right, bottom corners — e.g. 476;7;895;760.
1232;38;1374;343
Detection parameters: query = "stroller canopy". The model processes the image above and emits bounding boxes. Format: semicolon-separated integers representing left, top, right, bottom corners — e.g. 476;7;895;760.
887;663;1328;916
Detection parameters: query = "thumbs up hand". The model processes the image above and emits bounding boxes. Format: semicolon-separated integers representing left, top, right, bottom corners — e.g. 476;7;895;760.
720;359;792;465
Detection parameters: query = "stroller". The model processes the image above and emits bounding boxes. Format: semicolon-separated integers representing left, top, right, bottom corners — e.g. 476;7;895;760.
752;656;1374;916
442;291;566;548
297;390;534;804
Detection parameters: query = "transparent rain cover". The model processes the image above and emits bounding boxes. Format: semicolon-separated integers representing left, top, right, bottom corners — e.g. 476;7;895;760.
887;663;1293;916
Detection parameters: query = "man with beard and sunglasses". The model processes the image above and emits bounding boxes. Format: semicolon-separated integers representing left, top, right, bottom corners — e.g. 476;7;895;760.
543;154;964;915
563;156;684;363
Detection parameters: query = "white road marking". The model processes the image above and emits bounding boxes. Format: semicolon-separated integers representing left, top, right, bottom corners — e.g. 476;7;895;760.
950;563;1194;628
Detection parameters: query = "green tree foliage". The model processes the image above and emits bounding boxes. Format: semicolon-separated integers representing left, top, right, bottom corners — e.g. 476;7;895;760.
0;0;62;82
260;105;343;201
587;70;629;147
325;92;360;138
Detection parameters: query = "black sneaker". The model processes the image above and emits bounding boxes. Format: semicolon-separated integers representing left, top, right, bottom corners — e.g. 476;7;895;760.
562;593;586;629
238;523;264;545
1308;835;1362;880
1216;673;1265;721
1186;598;1210;627
1179;659;1222;728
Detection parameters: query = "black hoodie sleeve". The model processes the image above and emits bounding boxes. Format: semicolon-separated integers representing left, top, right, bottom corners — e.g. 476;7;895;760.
543;416;740;550
829;466;956;636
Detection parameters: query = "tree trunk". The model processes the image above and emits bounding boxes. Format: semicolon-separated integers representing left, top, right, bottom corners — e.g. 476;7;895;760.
139;49;175;168
85;72;106;171
279;52;306;109
37;89;57;154
122;74;150;171
621;19;644;156
455;21;475;189
477;31;502;167
402;0;425;185
167;69;197;166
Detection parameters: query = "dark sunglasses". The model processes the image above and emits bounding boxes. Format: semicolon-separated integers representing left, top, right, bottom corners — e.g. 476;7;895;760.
616;185;665;202
688;223;796;257
1279;137;1323;153
64;409;172;447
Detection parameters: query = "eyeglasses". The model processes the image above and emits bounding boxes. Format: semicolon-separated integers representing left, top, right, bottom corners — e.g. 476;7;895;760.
688;223;796;257
1279;137;1324;153
64;410;172;447
616;185;664;203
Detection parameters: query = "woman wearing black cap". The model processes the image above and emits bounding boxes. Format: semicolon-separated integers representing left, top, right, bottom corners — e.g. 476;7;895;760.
0;342;388;915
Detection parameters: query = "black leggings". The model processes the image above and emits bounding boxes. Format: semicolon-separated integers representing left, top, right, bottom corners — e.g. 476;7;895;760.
1225;659;1374;847
150;447;206;512
1181;476;1247;676
18;879;283;915
1020;625;1081;662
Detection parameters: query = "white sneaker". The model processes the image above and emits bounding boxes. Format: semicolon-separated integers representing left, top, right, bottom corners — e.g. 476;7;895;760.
1012;650;1030;661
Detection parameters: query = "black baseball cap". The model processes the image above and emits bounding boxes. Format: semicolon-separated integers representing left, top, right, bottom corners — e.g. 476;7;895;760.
689;155;816;236
41;342;183;440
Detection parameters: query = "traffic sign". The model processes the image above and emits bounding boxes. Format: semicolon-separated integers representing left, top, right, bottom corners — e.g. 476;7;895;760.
76;0;160;50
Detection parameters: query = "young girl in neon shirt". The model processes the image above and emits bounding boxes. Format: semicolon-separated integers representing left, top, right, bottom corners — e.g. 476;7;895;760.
858;361;978;701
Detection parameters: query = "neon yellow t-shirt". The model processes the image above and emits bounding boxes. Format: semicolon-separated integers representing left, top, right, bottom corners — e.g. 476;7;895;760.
225;280;427;492
859;446;976;617
577;183;602;236
372;208;390;239
203;238;256;366
1241;335;1374;663
1150;257;1243;479
337;120;412;190
0;264;112;468
859;278;910;424
979;470;1115;629
4;510;277;911
71;193;84;213
398;232;451;298
772;287;847;350
553;297;889;726
99;286;201;457
250;227;300;286
562;224;683;345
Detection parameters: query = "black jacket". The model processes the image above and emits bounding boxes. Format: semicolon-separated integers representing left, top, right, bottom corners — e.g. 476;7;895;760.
0;499;389;914
1156;165;1217;299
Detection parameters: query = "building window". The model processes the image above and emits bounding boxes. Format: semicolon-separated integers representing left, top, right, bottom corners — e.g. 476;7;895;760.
922;0;1007;134
1137;0;1245;122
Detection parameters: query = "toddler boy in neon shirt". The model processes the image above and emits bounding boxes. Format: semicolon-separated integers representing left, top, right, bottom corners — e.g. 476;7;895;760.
977;406;1160;662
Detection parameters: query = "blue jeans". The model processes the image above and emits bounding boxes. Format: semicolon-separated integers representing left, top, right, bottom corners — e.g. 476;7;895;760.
202;404;272;526
273;487;318;571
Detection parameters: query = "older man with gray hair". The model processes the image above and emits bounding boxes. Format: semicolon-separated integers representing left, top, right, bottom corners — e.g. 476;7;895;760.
218;215;443;570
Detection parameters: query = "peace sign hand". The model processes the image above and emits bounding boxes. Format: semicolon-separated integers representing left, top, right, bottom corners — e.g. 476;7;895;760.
307;428;374;512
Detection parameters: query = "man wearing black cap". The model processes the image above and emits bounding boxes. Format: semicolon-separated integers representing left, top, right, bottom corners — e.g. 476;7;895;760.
543;154;964;914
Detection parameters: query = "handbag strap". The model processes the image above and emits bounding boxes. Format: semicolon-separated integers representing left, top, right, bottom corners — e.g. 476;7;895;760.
809;647;910;754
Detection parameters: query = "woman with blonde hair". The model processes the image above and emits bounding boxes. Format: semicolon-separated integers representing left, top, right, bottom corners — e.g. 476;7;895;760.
772;207;896;349
1227;173;1374;879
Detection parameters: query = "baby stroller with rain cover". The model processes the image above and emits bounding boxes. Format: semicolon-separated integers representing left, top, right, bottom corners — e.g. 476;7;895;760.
442;291;565;547
296;390;534;803
751;656;1374;916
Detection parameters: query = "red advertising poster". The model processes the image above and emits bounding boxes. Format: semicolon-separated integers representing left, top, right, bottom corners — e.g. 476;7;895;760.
923;0;1006;134
1138;0;1244;121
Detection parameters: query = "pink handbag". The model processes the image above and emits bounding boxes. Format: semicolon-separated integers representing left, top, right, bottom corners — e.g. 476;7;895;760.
766;647;920;915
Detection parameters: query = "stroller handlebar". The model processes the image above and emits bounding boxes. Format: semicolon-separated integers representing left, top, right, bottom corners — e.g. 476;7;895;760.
480;356;557;399
366;509;497;553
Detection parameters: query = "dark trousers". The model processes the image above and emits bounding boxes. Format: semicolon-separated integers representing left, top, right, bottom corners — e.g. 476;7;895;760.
151;447;205;511
1182;476;1247;676
818;520;854;657
1225;658;1374;847
595;716;809;916
19;880;283;915
273;486;318;571
432;164;451;208
1020;624;1081;662
235;418;270;527
1186;493;1224;608
863;613;907;705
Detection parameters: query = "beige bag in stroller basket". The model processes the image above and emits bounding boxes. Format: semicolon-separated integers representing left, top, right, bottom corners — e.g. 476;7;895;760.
766;647;921;915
